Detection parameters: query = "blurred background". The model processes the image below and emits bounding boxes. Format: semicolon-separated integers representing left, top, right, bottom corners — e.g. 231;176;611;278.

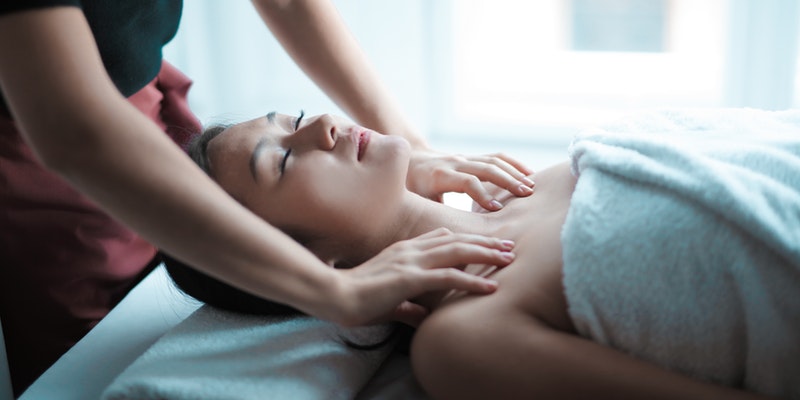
164;0;800;170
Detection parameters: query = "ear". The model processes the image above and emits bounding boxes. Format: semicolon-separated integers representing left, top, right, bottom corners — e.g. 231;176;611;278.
305;245;337;267
332;259;356;270
304;236;352;269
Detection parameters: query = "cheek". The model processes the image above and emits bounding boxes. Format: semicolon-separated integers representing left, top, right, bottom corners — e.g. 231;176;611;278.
279;166;353;230
289;170;362;221
287;159;405;230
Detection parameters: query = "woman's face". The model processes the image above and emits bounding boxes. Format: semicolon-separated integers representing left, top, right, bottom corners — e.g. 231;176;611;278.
207;112;411;260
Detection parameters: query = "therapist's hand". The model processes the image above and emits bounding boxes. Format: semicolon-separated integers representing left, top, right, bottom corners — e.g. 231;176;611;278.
334;228;515;327
407;149;535;211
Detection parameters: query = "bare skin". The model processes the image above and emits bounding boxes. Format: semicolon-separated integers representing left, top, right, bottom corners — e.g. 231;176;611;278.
0;4;531;328
253;0;535;209
207;114;771;399
410;163;771;400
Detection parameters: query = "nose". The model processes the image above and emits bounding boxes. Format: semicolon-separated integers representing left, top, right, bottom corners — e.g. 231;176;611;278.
294;113;336;151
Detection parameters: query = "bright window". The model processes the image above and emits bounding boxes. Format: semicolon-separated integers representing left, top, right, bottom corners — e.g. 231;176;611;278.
436;0;730;140
165;1;799;148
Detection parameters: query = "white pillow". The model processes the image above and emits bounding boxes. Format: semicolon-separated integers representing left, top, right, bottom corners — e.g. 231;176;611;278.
102;306;395;400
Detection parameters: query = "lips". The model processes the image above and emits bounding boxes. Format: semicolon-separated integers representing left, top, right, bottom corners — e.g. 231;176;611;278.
357;130;370;161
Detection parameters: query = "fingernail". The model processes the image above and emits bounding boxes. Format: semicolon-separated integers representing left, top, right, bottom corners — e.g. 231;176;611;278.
484;280;499;290
501;239;515;250
500;251;515;262
523;177;535;186
518;184;533;194
490;200;503;210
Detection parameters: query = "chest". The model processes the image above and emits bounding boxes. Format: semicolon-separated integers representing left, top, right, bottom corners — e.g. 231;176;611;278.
484;162;578;331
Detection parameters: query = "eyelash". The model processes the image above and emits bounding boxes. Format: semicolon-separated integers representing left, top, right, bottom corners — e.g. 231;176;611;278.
279;148;291;175
294;110;305;131
280;110;304;175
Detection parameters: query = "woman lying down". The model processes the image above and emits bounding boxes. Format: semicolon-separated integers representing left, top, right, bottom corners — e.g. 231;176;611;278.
165;109;800;399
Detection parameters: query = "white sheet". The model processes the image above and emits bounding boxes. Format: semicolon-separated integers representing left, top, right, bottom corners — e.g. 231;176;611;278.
19;267;201;400
102;307;397;399
0;319;13;400
19;266;427;400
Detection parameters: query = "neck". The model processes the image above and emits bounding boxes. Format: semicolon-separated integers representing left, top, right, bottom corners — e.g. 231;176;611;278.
336;191;505;266
388;191;500;244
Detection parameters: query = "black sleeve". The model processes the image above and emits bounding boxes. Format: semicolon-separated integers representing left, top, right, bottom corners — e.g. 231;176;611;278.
0;0;80;15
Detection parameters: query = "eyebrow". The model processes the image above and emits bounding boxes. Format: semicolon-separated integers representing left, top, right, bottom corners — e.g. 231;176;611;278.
249;112;278;180
249;138;269;180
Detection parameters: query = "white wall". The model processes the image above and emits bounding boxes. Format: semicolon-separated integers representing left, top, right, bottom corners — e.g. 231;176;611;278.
164;1;800;170
164;1;430;131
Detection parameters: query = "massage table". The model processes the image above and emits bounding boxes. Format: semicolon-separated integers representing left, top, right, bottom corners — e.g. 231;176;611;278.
1;194;484;400
10;266;426;399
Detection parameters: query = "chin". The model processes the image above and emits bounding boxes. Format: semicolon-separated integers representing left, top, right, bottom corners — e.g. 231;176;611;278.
383;135;412;161
363;135;412;194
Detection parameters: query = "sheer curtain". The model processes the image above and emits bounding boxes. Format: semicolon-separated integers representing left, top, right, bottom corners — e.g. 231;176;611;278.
163;1;430;129
164;1;800;167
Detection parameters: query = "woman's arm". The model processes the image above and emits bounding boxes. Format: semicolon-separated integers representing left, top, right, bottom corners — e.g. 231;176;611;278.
411;301;771;400
0;7;512;326
251;0;535;210
251;0;422;147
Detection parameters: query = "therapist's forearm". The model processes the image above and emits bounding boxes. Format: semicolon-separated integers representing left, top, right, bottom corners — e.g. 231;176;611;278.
0;7;344;322
252;0;428;149
49;104;342;318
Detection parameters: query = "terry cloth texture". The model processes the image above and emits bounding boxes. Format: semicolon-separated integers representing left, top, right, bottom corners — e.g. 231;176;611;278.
562;108;800;398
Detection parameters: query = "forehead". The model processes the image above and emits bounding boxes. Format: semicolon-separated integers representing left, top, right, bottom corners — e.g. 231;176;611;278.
206;115;283;192
210;117;268;158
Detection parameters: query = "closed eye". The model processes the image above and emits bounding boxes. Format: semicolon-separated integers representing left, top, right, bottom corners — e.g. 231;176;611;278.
279;148;291;174
280;110;303;176
277;110;305;177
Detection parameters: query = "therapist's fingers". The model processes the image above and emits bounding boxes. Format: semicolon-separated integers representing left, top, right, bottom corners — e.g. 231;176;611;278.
364;228;515;269
418;242;516;269
409;266;501;299
407;151;533;202
385;228;516;270
452;161;535;199
415;153;535;210
412;227;516;253
457;153;535;192
338;229;512;326
488;152;535;176
464;155;535;189
433;172;516;211
466;154;534;183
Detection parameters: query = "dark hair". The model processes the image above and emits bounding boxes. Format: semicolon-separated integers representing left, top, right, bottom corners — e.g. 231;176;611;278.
163;124;405;350
185;123;229;177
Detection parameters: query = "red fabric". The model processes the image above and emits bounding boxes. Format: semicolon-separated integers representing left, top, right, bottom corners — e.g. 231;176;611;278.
0;61;201;395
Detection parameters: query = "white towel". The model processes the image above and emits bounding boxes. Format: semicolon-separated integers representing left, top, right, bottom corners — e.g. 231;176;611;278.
102;306;395;400
561;108;800;398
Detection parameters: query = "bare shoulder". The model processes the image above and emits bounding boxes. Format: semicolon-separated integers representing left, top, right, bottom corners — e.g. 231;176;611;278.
410;284;531;398
409;161;767;400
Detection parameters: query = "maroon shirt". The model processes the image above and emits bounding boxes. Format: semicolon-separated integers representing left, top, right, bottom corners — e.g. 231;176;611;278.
0;2;198;394
0;61;201;395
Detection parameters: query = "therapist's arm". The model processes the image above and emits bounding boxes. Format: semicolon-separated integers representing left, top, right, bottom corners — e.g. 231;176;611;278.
251;0;423;148
0;7;512;327
251;0;535;210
